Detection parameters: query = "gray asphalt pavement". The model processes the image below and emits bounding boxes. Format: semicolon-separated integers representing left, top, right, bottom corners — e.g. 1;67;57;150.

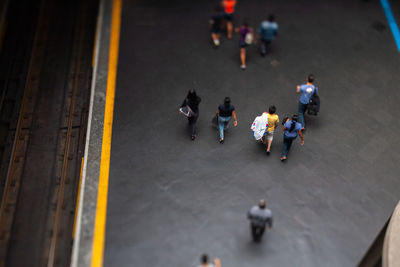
104;0;400;266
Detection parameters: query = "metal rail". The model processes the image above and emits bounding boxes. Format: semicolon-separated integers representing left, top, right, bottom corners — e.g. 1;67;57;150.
46;0;90;265
0;0;51;265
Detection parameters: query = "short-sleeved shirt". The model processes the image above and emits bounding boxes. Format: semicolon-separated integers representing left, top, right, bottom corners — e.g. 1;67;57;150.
259;21;278;41
299;84;316;104
218;104;235;117
266;113;279;132
223;0;236;14
284;120;302;138
210;14;222;31
239;27;250;42
248;206;273;227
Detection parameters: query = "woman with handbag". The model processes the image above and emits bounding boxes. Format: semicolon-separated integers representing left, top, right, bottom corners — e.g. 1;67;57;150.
235;21;254;70
180;90;201;140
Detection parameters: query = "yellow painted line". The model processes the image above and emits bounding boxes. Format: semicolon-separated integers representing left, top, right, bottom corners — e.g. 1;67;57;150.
91;0;122;266
72;157;84;239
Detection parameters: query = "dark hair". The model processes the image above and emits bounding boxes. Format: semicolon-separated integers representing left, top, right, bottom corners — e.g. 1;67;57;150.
307;74;314;83
224;96;231;106
187;90;198;101
201;254;209;264
289;114;299;132
268;105;276;114
242;20;249;27
268;15;275;22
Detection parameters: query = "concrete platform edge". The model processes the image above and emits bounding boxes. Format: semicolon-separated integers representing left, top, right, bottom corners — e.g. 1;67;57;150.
383;201;400;267
70;0;112;266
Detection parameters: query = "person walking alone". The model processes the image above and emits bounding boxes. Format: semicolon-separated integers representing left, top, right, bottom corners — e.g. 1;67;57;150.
209;6;223;47
247;199;273;242
280;115;304;161
296;74;317;129
180;90;201;140
216;97;237;143
198;254;221;267
221;0;236;39
236;21;254;70
258;14;278;56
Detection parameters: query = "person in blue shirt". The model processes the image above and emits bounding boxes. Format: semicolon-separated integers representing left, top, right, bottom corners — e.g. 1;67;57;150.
258;15;278;56
280;115;304;161
296;74;317;129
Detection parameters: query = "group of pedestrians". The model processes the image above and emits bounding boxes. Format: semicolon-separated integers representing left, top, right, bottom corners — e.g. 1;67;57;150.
180;74;318;161
209;1;279;69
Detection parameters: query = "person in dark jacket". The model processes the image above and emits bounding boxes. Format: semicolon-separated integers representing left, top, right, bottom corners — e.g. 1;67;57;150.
181;90;201;140
247;199;273;242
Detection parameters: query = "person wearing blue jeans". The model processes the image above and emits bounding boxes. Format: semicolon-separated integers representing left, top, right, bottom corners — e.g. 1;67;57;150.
296;74;317;129
280;115;304;161
216;97;237;143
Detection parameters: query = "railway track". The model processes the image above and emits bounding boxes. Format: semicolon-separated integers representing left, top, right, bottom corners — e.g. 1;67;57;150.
0;0;98;266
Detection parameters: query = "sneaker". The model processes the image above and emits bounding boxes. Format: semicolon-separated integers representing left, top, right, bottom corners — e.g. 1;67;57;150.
240;64;246;70
191;135;195;141
280;156;287;161
266;150;270;156
219;138;224;143
214;39;220;46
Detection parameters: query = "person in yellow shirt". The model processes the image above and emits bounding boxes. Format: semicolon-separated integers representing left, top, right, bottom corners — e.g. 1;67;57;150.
261;105;279;155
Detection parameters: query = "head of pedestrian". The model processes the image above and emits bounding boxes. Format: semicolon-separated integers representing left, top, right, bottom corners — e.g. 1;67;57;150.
242;20;249;28
287;114;299;132
258;199;266;209
268;105;276;114
200;254;209;265
224;96;231;106
187;89;197;101
307;74;314;83
268;14;275;22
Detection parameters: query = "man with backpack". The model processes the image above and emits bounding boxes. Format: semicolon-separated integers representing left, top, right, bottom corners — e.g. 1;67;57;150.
296;74;318;129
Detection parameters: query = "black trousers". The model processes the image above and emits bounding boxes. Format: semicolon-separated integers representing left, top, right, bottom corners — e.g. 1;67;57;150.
188;114;198;137
260;39;271;55
251;223;266;242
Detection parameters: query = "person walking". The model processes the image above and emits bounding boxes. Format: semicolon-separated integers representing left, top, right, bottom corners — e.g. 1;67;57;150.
209;5;223;47
180;90;201;140
216;97;237;143
280;115;304;161
198;254;221;267
236;21;254;70
261;105;279;155
247;199;273;242
296;74;317;129
221;0;236;39
258;14;278;56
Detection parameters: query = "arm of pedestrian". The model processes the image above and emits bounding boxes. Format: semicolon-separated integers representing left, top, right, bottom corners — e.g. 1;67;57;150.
296;85;301;93
232;110;238;126
214;258;221;267
216;109;220;116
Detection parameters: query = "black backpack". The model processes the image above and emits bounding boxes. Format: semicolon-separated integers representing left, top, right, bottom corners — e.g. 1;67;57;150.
307;89;320;116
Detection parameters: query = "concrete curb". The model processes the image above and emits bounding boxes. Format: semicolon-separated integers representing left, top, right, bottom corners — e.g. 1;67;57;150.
383;201;400;267
70;0;112;266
